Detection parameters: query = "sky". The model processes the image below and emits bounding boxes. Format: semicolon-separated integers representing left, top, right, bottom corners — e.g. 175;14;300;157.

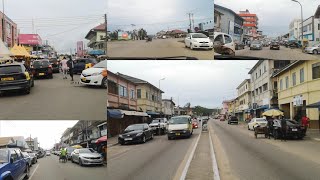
5;0;107;53
0;120;78;149
215;0;319;37
107;60;258;109
108;0;213;34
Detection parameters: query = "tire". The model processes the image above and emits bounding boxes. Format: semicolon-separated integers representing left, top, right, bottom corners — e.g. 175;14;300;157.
101;77;108;88
142;135;146;143
208;48;213;50
119;141;124;145
24;165;30;179
168;136;171;140
274;131;279;140
248;126;250;130
79;158;83;166
71;158;74;163
151;133;154;140
24;86;31;94
313;50;318;54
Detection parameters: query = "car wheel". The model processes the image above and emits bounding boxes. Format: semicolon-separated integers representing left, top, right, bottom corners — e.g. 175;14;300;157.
71;158;74;163
274;131;279;140
119;141;124;145
142;135;146;143
168;136;171;140
248;126;250;130
24;165;30;179
151;133;154;140
208;48;213;50
313;49;318;54
79;158;83;166
101;77;108;88
24;86;31;94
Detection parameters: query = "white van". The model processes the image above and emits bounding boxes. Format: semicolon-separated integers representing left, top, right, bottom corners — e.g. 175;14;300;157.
214;32;235;55
167;115;193;140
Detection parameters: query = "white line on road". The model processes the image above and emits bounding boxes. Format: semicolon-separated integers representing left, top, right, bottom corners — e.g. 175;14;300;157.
180;132;202;180
29;164;40;180
209;130;221;180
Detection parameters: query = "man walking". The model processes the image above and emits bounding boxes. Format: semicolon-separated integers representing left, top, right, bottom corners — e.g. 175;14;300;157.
60;57;68;79
301;115;310;134
67;56;74;82
280;118;287;141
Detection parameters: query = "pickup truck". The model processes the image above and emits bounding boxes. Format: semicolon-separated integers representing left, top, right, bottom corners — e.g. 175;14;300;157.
0;148;30;180
149;118;168;135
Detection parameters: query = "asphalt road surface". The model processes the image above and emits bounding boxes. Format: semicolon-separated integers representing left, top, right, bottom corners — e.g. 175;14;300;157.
107;38;213;60
0;73;106;120
235;46;319;60
210;120;320;180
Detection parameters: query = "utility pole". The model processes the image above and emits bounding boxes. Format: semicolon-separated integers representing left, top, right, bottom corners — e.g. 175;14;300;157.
2;0;4;44
191;13;195;31
104;14;107;57
32;18;35;34
187;13;192;32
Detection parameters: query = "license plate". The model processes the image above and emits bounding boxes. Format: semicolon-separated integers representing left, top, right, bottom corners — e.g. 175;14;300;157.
82;78;86;81
292;129;297;131
39;73;45;76
1;77;14;81
175;133;180;136
125;138;132;141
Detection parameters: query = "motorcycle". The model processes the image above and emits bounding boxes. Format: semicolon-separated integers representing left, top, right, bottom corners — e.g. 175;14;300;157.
146;37;152;42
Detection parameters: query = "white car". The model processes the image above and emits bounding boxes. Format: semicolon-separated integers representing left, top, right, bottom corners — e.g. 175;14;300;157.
213;32;235;55
80;60;108;88
248;118;267;130
185;33;213;50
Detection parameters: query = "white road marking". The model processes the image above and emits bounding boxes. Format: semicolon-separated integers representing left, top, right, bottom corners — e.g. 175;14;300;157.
180;132;202;180
29;164;40;180
209;130;221;180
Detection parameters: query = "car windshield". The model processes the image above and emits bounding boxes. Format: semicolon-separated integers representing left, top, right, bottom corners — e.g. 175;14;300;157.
33;61;50;67
79;149;93;154
192;34;207;38
124;124;144;132
0;149;8;163
93;60;107;68
169;117;189;124
0;65;22;74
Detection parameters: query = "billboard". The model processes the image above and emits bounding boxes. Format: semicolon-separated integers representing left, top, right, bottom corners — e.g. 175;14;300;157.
18;34;42;45
118;32;131;40
77;41;84;57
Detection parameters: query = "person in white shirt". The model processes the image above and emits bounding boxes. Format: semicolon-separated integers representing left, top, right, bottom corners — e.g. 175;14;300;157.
60;57;69;79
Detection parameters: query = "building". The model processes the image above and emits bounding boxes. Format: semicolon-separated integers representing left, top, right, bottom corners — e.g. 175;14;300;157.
85;23;106;52
25;137;38;151
174;106;192;116
162;99;175;118
214;4;244;43
18;34;43;55
289;19;301;41
299;16;320;46
214;9;224;32
0;11;18;47
238;9;259;41
272;60;320;129
118;73;164;115
235;79;251;121
248;60;292;117
221;99;232;115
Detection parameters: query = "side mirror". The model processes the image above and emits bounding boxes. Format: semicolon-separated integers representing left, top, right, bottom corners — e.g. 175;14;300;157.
10;157;14;163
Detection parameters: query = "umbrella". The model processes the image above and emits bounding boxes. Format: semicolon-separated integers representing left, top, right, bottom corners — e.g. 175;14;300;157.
95;136;107;144
262;109;284;117
71;145;82;149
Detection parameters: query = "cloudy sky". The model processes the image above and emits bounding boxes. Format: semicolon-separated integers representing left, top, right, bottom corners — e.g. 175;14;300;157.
215;0;319;37
5;0;106;53
108;0;213;34
0;120;77;149
108;60;258;109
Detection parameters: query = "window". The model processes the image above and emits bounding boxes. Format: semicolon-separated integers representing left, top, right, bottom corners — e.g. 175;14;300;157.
292;72;296;86
152;94;155;101
252;91;255;97
259;87;262;93
10;150;18;162
118;85;127;97
146;92;149;99
108;80;118;94
312;62;320;79
264;64;267;73
224;35;232;44
256;73;257;79
263;83;268;91
285;76;289;89
280;79;283;90
130;89;135;99
256;89;258;95
246;84;247;90
137;89;141;98
259;69;261;76
244;99;246;104
300;68;304;83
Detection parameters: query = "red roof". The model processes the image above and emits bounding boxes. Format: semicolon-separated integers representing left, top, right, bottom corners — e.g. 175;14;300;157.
170;29;187;34
93;23;106;31
239;14;257;17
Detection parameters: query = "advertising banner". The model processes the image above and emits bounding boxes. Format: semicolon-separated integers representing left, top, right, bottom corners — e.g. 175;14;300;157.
18;34;42;45
77;41;84;57
118;32;131;40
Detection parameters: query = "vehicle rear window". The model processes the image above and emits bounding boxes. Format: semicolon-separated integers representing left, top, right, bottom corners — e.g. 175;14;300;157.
49;59;58;63
192;34;207;38
0;65;22;74
33;61;50;67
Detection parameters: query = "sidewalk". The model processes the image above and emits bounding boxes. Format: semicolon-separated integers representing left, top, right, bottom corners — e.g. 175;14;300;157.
306;129;320;141
107;135;119;147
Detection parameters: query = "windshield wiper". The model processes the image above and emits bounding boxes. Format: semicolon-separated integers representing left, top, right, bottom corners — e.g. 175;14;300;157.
214;55;272;60
106;56;199;60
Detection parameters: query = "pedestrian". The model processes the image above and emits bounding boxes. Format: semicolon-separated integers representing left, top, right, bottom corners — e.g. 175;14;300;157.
280;118;287;141
67;56;74;82
301;115;310;132
60;57;68;79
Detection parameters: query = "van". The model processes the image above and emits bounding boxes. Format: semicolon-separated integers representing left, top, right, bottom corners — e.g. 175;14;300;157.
167;115;193;140
214;32;235;56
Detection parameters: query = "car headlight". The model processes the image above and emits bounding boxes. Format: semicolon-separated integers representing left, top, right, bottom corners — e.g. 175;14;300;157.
91;72;102;76
119;134;123;138
136;132;143;136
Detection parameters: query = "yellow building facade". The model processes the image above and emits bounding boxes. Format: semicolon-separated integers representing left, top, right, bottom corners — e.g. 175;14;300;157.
136;84;163;113
274;60;320;129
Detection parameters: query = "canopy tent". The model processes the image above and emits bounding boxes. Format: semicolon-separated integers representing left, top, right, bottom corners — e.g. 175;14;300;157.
10;44;25;57
262;109;284;117
71;145;83;149
19;45;31;57
306;101;320;132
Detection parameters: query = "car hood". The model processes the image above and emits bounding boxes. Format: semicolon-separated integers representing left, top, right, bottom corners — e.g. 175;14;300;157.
80;153;101;158
121;130;143;135
82;67;105;75
192;38;211;42
168;124;188;130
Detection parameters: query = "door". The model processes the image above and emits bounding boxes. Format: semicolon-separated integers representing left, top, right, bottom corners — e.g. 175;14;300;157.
224;34;234;50
73;149;79;162
9;150;21;180
185;34;191;47
144;124;151;139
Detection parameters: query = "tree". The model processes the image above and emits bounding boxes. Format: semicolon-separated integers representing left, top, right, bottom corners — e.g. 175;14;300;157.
193;106;213;116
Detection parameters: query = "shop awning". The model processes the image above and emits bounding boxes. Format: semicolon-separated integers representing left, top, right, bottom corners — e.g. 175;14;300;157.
107;109;124;119
306;101;320;109
121;110;149;117
88;50;105;55
255;105;269;110
146;111;160;115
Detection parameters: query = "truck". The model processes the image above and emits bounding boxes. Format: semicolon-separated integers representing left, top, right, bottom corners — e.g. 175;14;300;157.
149;118;168;135
0;148;30;180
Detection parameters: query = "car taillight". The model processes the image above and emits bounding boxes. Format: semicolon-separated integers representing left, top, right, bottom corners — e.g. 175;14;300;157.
48;65;52;68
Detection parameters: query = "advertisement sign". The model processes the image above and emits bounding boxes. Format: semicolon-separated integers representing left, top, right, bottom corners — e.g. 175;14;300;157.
118;32;131;40
293;95;303;106
18;34;42;45
77;41;84;57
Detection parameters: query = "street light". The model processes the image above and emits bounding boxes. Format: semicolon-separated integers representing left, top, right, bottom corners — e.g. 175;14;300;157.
158;78;165;135
292;0;303;50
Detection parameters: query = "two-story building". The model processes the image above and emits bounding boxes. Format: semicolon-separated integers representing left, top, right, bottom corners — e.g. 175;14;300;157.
0;11;18;47
235;79;251;121
248;60;291;117
85;23;106;53
25;137;38;151
162;98;175;118
272;60;320;129
299;16;320;45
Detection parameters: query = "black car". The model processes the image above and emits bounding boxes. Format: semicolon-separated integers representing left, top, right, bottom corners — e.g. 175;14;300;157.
118;123;153;145
31;59;53;79
73;58;98;74
271;119;306;140
228;116;238;125
270;41;280;50
0;63;34;94
49;58;60;73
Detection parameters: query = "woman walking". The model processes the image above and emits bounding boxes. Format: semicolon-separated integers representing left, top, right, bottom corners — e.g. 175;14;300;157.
60;57;68;79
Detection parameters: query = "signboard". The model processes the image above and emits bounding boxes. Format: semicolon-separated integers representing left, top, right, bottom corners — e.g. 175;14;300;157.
77;41;84;57
18;34;42;45
118;32;131;40
293;95;303;106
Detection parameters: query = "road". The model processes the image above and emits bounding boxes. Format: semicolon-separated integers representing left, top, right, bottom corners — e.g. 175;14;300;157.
0;73;106;120
107;38;213;60
210;119;320;180
235;46;319;60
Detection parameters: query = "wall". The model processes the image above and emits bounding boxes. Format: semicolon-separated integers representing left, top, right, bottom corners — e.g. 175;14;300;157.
137;84;162;112
0;12;18;47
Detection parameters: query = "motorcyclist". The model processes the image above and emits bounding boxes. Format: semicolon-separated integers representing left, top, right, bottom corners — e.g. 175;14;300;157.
60;147;67;162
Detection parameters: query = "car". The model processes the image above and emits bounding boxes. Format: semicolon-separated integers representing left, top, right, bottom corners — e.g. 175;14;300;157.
167;115;193;140
30;59;53;79
49;58;60;73
46;151;51;156
213;32;235;56
71;148;103;166
248;118;267;130
271;119;306;140
235;42;245;50
80;60;108;88
227;116;238;125
66;147;75;160
148;118;168;135
21;152;33;167
118;123;154;145
304;43;320;54
184;33;213;50
270;41;280;50
192;120;198;129
0;63;34;95
250;40;263;50
27;152;37;164
73;58;98;74
0;148;30;180
219;115;225;121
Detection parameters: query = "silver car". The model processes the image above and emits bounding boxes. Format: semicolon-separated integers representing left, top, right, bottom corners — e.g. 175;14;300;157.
250;40;263;50
304;44;320;54
71;148;103;166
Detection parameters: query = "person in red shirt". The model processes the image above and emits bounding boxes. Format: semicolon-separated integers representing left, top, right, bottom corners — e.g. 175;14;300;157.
301;116;310;131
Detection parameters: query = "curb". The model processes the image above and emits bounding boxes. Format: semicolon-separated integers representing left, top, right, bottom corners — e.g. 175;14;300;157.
107;142;119;148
